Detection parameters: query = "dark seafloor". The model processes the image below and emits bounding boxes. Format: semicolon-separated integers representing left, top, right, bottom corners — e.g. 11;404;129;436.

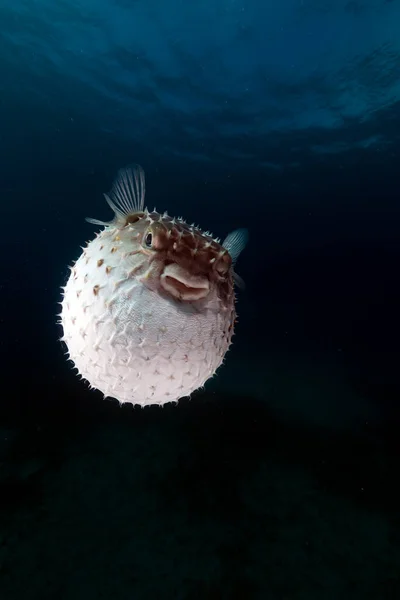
1;1;400;599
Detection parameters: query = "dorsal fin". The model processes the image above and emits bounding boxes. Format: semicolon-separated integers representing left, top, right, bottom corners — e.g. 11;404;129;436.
86;164;146;227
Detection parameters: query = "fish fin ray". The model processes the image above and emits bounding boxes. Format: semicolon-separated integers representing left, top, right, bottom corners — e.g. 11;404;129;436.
85;216;112;226
85;164;146;228
109;164;146;216
222;228;248;264
233;271;246;290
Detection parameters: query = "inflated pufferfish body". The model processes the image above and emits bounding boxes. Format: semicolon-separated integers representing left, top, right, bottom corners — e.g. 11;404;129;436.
60;164;247;406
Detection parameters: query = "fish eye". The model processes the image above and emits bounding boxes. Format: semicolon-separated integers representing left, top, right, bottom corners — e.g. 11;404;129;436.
144;231;153;248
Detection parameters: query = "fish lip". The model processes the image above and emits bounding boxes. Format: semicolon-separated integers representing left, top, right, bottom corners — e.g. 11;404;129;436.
160;263;209;301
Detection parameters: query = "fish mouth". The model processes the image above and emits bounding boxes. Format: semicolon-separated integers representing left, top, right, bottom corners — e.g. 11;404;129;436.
161;263;209;301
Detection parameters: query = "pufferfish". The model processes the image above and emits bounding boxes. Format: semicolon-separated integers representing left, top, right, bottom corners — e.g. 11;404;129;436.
59;164;247;407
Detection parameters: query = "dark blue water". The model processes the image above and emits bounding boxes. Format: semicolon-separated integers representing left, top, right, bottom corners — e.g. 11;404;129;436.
1;2;400;598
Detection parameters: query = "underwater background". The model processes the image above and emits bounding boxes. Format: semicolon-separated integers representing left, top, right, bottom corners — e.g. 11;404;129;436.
1;1;400;598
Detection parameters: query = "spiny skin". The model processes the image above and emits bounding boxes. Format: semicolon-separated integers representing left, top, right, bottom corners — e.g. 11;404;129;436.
60;211;237;407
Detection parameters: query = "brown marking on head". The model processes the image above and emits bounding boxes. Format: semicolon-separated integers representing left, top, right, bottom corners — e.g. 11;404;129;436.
93;285;100;296
127;212;234;304
97;259;104;267
120;211;236;304
140;214;232;278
